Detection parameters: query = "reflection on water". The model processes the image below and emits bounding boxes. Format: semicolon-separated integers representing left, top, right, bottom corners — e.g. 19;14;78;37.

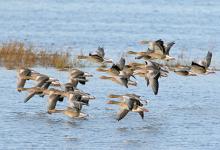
0;0;220;149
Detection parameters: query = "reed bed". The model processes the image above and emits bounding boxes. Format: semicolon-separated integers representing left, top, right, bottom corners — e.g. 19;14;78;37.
0;41;84;70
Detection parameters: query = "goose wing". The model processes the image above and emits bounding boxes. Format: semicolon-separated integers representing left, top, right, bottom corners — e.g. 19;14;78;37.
116;109;129;121
17;78;27;91
116;57;125;70
165;41;175;55
119;77;128;88
154;39;165;55
96;47;105;58
24;91;37;103
205;51;212;68
138;111;144;119
35;75;49;87
148;71;160;95
47;94;61;110
70;69;84;78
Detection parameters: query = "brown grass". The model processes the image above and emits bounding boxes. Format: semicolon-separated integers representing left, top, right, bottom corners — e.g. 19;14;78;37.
0;41;75;70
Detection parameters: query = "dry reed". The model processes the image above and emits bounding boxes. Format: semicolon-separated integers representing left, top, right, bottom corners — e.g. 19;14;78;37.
0;41;77;70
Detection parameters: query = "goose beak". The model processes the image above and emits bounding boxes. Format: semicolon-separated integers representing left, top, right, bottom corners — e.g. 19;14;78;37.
143;108;149;112
84;72;93;77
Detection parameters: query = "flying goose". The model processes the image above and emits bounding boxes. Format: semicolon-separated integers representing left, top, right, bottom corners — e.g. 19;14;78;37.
190;51;215;74
48;92;89;118
140;39;175;54
131;39;175;61
138;61;164;95
100;71;137;88
17;68;34;91
77;47;113;66
96;57;125;76
107;95;149;121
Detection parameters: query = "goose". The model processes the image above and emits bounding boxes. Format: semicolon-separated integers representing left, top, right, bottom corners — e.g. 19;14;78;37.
190;51;214;74
52;89;95;106
17;68;35;91
96;57;136;79
18;87;62;103
133;61;168;77
19;87;92;117
17;73;60;103
50;107;88;118
17;70;59;88
70;68;93;79
77;47;113;66
108;93;149;104
66;68;92;90
140;39;175;55
96;57;125;76
48;92;88;118
35;90;85;118
131;39;175;61
137;61;164;95
132;61;168;95
107;95;149;121
100;71;137;88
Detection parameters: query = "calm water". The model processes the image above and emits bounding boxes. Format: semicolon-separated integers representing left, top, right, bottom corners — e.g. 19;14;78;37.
0;0;220;149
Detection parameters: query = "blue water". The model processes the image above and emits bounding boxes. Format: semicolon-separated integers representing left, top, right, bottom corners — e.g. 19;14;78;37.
0;0;220;63
0;0;220;149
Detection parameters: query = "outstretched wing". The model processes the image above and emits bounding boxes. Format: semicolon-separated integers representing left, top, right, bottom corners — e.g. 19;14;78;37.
165;41;175;55
205;51;212;68
149;71;160;95
117;57;125;70
96;47;105;58
116;109;129;121
24;91;36;103
138;111;144;119
154;39;165;55
35;75;49;87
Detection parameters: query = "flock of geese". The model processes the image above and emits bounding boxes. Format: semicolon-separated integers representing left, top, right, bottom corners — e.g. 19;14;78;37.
17;39;215;121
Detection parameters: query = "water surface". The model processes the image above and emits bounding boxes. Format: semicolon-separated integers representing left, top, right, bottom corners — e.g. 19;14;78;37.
0;0;220;149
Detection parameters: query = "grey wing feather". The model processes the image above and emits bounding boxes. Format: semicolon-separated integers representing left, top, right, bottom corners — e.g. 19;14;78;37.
154;39;165;54
149;72;160;95
165;41;175;55
206;51;212;68
24;91;36;103
47;94;60;110
17;78;26;89
116;109;129;121
117;57;125;70
35;76;49;87
138;111;144;119
96;47;105;58
120;77;128;88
